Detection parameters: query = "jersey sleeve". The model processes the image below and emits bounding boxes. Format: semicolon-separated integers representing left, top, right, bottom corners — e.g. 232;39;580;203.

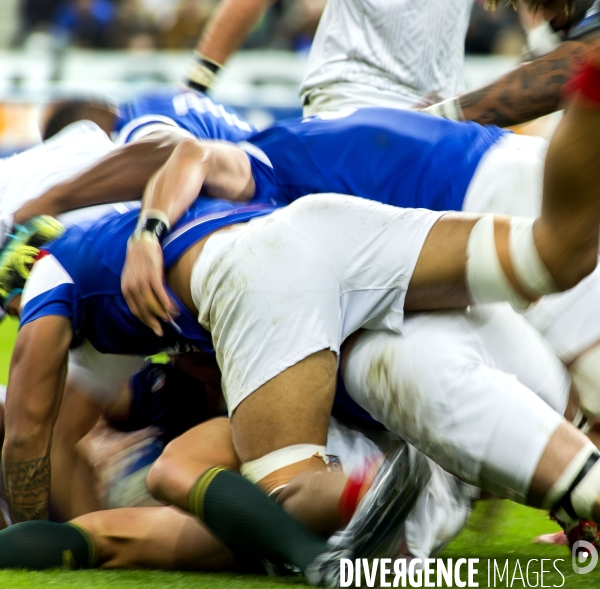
20;254;76;327
237;141;283;206
114;114;195;145
567;1;600;40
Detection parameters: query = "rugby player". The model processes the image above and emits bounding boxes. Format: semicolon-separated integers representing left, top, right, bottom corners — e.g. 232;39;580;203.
15;86;600;466
0;89;262;521
187;0;474;113
12;90;254;228
425;0;600;126
0;297;573;571
3;57;600;580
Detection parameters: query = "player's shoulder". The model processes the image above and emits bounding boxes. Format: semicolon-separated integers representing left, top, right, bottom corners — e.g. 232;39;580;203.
567;0;600;40
20;252;76;326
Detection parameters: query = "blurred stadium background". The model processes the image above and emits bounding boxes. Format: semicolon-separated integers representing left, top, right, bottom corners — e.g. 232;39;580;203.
0;3;591;587
0;0;541;156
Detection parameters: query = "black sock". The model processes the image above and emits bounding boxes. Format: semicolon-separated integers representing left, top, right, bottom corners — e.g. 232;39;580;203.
0;521;95;569
189;467;329;572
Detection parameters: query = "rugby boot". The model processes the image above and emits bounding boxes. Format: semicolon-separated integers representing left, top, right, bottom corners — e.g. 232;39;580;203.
0;215;64;309
566;520;600;553
305;442;431;587
543;514;600;554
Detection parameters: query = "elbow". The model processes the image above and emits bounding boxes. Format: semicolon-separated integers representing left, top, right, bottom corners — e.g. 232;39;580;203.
173;138;209;162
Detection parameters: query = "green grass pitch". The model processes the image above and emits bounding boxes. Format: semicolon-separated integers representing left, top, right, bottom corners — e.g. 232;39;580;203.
0;320;598;588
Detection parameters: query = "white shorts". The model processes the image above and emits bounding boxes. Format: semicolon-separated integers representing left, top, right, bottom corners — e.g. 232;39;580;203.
462;133;548;217
68;340;145;408
191;194;443;413
343;304;569;503
524;262;600;362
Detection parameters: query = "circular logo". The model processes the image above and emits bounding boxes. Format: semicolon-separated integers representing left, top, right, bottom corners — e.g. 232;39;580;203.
572;540;598;574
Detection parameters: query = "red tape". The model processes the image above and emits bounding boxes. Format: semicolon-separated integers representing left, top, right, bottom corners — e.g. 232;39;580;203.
338;474;364;526
564;61;600;106
338;458;380;525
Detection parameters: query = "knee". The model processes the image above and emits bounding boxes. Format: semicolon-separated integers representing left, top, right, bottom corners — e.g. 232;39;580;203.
146;447;176;501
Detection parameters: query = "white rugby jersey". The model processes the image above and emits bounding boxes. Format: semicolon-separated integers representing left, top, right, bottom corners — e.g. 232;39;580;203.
300;0;474;109
0;120;115;218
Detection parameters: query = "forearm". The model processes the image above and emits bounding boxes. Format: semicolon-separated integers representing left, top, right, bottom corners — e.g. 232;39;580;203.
2;318;71;522
195;0;275;64
459;41;589;126
13;131;187;225
140;140;254;227
141;141;213;227
3;357;68;522
3;452;51;522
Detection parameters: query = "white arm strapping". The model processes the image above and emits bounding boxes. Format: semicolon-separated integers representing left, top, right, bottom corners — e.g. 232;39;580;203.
542;442;597;511
466;215;531;310
509;217;557;299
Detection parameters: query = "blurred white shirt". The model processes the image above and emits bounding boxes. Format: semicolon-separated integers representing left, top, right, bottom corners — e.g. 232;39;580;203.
300;0;474;113
0;120;114;218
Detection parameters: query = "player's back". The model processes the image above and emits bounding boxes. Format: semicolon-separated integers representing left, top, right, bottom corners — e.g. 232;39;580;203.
20;198;275;357
114;90;255;145
248;108;506;212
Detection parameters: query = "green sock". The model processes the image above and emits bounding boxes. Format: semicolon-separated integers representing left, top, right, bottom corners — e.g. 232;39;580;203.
190;467;329;572
0;521;95;569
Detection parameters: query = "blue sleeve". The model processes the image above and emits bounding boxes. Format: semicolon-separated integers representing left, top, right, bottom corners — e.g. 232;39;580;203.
20;283;75;327
115;115;194;145
237;142;287;206
19;254;77;327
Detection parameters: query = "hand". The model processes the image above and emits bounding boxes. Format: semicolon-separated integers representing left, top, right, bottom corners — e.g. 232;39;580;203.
121;236;178;336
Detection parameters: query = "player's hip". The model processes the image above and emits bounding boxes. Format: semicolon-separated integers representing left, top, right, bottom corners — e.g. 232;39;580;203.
190;194;443;411
463;133;548;217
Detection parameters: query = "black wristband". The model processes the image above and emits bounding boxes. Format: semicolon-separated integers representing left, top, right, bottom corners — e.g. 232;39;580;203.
186;53;222;93
134;216;169;244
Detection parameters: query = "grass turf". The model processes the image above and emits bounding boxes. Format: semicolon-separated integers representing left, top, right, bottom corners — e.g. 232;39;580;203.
0;321;597;587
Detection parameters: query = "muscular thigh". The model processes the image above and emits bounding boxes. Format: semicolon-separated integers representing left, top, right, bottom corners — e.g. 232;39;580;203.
230;349;336;463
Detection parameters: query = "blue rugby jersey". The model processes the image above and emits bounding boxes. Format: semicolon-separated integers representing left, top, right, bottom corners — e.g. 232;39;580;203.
245;107;507;212
20;198;275;356
114;90;255;145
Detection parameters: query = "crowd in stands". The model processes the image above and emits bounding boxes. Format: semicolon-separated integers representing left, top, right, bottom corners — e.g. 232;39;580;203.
15;0;523;54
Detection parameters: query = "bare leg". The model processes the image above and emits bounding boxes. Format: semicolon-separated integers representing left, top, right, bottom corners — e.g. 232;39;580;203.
146;417;239;508
230;350;335;462
50;380;103;521
72;507;235;571
527;422;590;506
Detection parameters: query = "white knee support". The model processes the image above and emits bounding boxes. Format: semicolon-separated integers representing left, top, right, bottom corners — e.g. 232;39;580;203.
240;444;327;495
466;216;557;310
571;346;600;419
542;443;600;522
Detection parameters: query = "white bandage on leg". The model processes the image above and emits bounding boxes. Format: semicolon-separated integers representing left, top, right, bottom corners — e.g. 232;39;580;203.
571;346;600;419
509;217;558;299
542;443;598;523
240;444;327;496
466;216;531;310
571;459;600;520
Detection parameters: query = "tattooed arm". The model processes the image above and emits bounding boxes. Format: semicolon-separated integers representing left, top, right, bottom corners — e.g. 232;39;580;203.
2;316;71;522
458;40;592;126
